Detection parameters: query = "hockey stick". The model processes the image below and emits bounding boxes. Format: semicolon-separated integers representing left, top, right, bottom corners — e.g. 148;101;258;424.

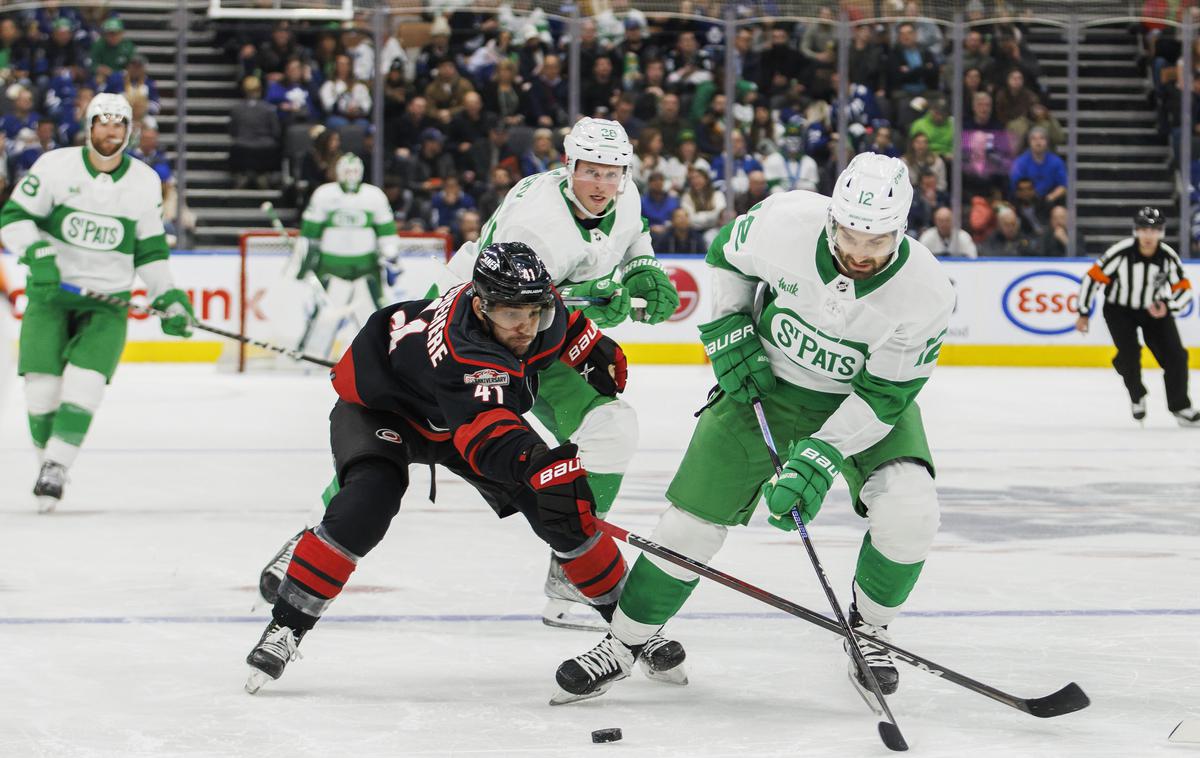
561;295;648;308
260;201;333;308
596;519;1089;719
751;398;907;752
61;283;335;368
1170;719;1200;743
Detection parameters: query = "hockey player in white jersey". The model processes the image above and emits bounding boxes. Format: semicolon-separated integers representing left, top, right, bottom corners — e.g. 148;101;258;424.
254;117;680;632
0;93;193;512
552;153;955;705
295;153;402;359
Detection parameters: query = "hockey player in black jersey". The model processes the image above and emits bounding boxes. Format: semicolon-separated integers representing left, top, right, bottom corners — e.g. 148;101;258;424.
243;242;685;694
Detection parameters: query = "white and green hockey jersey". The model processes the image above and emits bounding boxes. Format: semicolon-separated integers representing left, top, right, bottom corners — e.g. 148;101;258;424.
0;146;170;295
301;181;398;275
443;167;654;286
709;190;954;456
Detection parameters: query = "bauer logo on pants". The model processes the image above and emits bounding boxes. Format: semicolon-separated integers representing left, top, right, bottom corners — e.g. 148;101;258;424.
375;428;404;444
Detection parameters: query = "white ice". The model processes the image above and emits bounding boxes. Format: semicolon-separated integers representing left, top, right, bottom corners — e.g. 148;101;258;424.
0;363;1196;757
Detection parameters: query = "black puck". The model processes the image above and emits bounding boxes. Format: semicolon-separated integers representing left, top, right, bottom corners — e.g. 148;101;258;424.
591;728;622;743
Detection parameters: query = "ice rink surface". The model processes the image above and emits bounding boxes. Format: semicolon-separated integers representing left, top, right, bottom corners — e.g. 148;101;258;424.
0;363;1196;758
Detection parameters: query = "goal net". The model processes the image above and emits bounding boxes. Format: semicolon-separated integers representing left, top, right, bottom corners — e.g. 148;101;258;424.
221;229;454;372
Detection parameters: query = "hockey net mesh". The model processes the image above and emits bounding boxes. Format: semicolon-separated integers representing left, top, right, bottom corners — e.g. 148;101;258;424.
220;229;453;372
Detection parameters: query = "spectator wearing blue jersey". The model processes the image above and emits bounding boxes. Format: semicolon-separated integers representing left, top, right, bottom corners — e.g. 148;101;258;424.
57;84;93;147
710;129;763;194
128;125;172;184
266;57;320;125
13;119;58;179
1009;126;1066;205
429;175;476;239
1;86;39;142
35;18;86;85
104;55;161;116
641;171;679;236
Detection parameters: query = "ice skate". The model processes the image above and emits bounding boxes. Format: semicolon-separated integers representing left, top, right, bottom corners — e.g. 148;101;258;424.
845;604;899;711
245;620;305;694
258;530;303;605
550;633;635;705
1173;408;1200;428
638;631;688;686
541;555;607;632
1131;396;1147;424
33;461;67;514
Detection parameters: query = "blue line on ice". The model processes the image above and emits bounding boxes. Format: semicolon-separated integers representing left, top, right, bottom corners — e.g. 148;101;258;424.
1;608;1196;625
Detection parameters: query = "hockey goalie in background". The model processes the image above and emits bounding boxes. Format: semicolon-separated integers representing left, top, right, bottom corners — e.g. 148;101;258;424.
292;153;402;361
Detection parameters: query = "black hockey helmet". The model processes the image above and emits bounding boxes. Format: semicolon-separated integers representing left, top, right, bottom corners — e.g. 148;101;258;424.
472;242;555;330
1134;206;1165;229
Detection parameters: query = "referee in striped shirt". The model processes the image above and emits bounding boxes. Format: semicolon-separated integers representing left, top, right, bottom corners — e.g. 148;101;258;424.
1075;207;1198;426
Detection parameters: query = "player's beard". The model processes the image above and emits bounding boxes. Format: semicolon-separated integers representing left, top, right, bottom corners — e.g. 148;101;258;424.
92;138;124;158
833;249;890;280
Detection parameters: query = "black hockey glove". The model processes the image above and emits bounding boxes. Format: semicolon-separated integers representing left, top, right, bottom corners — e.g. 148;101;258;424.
524;443;598;543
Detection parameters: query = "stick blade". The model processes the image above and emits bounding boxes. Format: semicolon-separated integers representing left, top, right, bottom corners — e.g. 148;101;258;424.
878;721;909;752
1021;682;1090;718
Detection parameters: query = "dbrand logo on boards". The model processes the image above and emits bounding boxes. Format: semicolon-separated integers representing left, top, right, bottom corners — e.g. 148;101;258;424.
1001;270;1081;336
667;266;699;321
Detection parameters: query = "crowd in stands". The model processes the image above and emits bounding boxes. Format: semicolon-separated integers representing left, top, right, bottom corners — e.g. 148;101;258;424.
1143;10;1200;252
0;6;180;235
222;3;1084;256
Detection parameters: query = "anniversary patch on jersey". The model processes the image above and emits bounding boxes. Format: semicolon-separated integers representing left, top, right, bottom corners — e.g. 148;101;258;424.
463;368;510;386
767;308;866;381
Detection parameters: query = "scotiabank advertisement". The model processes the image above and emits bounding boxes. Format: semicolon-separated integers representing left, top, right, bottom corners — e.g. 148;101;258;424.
3;251;1199;365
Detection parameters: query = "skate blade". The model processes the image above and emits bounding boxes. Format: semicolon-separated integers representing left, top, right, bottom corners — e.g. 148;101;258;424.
848;666;885;716
245;669;274;695
548;678;619;706
640;658;688;686
35;496;58;514
541;614;608;632
541;598;607;632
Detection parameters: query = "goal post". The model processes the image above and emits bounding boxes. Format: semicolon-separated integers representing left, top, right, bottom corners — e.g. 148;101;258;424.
223;228;454;372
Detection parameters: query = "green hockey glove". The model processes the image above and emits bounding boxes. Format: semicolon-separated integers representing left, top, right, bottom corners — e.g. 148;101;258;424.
152;289;195;337
698;312;776;403
621;256;679;324
21;242;59;302
761;438;844;531
296;238;322;279
559;277;631;328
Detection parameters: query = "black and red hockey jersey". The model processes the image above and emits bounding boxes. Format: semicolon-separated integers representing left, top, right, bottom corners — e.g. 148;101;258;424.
329;282;604;485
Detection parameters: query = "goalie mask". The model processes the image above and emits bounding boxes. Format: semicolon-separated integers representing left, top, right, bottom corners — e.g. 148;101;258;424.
335;153;364;192
563;117;633;220
825;153;912;278
85;92;133;158
472;241;556;332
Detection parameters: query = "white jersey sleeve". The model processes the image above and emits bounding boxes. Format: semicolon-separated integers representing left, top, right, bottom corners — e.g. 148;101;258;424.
0;155;56;257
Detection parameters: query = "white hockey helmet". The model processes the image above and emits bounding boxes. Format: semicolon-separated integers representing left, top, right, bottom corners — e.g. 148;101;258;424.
85;92;134;157
335;153;364;192
826;152;913;259
564;116;633;218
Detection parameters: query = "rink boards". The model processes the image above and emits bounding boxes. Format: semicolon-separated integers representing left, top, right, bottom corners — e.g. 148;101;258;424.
3;250;1200;367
